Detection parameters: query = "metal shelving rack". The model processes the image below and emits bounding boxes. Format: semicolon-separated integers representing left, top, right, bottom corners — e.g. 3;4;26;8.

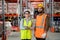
49;0;54;28
2;0;6;40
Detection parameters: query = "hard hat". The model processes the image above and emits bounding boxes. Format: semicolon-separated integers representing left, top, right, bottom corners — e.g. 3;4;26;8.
24;9;31;13
24;9;31;14
24;9;34;15
38;4;44;8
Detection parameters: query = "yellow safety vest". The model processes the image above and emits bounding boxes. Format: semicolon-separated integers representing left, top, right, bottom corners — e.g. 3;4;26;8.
20;18;32;39
23;19;32;27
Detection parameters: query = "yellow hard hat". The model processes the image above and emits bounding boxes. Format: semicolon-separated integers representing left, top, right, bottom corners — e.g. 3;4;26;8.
38;4;44;8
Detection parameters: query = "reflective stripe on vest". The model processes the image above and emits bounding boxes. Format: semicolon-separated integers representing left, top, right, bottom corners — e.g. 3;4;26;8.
23;19;32;27
36;14;46;28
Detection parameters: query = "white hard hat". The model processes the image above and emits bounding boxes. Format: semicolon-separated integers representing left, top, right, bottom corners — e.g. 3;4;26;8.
24;9;31;13
24;9;34;15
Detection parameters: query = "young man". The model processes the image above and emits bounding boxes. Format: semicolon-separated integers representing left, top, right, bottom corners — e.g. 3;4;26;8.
20;10;33;40
34;4;50;40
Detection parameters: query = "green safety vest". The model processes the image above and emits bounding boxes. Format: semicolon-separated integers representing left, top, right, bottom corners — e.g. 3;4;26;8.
20;18;32;39
23;19;32;27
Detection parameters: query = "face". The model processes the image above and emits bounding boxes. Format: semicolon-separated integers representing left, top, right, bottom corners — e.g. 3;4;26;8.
38;7;43;12
24;12;30;18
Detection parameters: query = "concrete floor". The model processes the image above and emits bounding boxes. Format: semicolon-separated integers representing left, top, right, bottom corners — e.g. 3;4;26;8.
47;32;60;40
0;31;60;40
8;31;60;40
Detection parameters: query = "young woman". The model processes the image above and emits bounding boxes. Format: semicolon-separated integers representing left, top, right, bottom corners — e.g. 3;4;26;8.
20;11;33;40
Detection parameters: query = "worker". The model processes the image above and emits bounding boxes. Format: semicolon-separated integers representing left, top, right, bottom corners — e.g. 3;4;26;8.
20;10;33;40
34;4;50;40
5;20;12;40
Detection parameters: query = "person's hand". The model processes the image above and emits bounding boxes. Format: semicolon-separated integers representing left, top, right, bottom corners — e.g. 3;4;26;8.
25;26;30;30
41;33;47;38
30;27;33;30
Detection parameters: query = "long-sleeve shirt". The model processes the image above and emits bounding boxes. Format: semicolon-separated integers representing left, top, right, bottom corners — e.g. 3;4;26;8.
20;19;25;29
20;18;35;30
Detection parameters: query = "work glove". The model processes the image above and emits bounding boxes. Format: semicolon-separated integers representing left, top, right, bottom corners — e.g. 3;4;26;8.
41;33;47;38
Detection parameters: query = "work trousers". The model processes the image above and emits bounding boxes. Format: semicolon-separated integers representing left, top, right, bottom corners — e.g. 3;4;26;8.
22;39;31;40
36;38;46;40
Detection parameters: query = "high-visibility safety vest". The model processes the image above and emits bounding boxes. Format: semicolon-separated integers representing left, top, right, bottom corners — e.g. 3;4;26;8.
35;14;47;38
23;19;32;27
20;18;32;39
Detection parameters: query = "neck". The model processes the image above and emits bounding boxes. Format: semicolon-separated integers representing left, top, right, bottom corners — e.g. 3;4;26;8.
39;13;43;15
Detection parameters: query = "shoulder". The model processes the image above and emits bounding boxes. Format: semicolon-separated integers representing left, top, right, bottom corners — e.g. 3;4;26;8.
46;14;50;18
20;18;24;21
37;15;39;17
44;13;47;16
30;18;35;23
36;15;39;19
29;18;33;22
43;14;49;18
20;18;24;23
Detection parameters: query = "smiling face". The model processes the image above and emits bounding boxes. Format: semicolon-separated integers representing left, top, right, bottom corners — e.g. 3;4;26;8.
24;11;30;18
38;7;43;13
